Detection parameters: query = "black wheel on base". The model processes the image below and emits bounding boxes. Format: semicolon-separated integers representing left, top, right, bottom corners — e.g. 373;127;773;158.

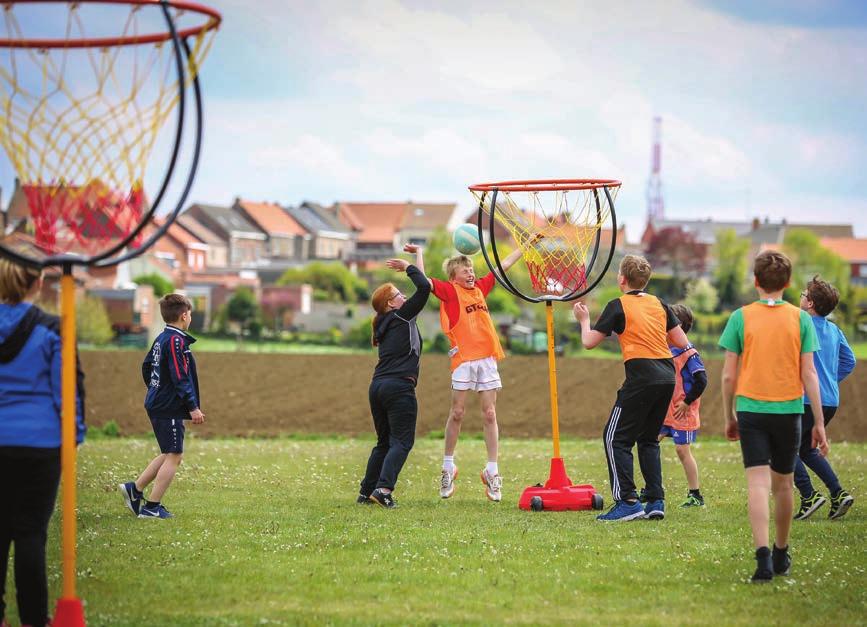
530;496;543;511
592;493;604;510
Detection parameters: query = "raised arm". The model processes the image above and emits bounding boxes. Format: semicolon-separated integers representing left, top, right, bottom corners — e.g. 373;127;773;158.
385;251;431;320
572;301;607;349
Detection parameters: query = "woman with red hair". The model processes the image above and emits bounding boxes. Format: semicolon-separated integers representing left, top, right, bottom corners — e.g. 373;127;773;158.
358;244;430;508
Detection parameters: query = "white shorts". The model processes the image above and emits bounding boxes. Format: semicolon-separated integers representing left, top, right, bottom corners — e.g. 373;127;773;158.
451;357;502;392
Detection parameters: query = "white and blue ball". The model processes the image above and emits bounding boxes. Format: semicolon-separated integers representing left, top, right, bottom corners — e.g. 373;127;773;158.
453;224;481;255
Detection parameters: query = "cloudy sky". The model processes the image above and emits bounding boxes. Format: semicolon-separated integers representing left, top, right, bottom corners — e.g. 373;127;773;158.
5;0;867;240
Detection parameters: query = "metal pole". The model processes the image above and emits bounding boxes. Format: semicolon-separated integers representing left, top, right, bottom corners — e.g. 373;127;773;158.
545;300;561;459
60;264;77;599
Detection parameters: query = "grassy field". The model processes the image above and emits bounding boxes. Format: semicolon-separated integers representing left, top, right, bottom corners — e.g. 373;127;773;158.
6;438;865;626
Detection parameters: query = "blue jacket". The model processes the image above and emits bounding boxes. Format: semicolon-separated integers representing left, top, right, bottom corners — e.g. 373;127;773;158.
804;315;856;407
142;326;200;420
0;303;86;448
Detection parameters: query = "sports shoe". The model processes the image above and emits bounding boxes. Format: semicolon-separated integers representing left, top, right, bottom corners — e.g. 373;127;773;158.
138;504;173;519
596;500;645;522
644;499;665;520
751;546;773;583
794;491;826;520
480;469;502;502
356;493;372;504
118;482;142;516
772;544;791;576
681;493;705;508
369;488;397;509
440;467;458;499
828;490;854;520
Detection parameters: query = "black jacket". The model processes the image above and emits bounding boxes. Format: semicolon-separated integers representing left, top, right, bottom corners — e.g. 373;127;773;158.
142;326;200;420
372;265;431;382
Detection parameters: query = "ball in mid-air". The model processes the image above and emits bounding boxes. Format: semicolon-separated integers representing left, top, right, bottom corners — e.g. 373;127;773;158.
453;224;481;255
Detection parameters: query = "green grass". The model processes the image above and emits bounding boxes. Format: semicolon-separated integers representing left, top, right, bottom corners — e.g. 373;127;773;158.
850;342;867;360
7;438;865;625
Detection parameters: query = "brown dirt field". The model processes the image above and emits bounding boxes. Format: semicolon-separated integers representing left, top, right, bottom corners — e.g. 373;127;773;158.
82;352;867;441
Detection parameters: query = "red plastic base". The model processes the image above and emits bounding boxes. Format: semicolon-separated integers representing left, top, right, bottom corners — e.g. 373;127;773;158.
518;458;603;512
52;597;86;627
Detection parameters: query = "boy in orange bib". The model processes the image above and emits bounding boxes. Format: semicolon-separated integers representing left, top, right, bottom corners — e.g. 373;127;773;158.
719;250;827;583
430;248;524;502
655;304;707;508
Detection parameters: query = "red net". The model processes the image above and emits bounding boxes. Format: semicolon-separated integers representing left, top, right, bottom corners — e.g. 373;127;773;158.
23;181;144;256
527;259;587;296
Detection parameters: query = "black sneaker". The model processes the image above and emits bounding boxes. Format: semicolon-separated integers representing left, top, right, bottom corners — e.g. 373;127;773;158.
794;491;826;520
357;493;372;504
751;547;773;583
772;544;791;576
369;488;397;509
828;490;854;520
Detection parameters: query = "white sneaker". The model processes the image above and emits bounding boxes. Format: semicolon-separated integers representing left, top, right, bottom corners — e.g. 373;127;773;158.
481;469;502;502
440;467;458;498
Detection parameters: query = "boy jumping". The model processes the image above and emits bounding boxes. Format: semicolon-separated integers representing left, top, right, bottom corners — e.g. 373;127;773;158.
719;251;827;582
574;254;688;522
432;247;525;502
120;294;205;519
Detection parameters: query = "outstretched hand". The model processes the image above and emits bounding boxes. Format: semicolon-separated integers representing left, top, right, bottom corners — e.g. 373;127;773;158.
403;243;420;254
386;258;409;272
572;301;590;324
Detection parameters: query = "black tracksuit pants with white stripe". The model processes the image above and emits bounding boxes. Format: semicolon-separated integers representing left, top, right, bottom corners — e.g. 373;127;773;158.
603;383;675;503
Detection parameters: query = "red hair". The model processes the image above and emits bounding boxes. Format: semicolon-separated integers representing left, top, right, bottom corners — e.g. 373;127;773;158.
370;283;397;346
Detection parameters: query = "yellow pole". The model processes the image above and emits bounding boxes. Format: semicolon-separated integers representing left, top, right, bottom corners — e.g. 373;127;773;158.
60;268;77;599
545;300;561;459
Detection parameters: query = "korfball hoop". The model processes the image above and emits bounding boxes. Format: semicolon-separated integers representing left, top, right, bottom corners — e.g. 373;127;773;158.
0;3;220;624
468;178;620;512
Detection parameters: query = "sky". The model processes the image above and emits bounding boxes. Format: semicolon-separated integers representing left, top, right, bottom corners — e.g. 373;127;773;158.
3;0;867;241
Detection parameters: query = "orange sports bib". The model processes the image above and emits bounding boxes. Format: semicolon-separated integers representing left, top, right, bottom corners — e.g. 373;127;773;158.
440;282;504;371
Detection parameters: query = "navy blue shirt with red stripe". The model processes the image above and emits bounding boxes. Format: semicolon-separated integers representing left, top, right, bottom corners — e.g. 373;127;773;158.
142;326;200;420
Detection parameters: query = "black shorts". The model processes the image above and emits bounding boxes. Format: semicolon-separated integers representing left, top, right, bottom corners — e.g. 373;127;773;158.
737;411;801;473
150;417;185;454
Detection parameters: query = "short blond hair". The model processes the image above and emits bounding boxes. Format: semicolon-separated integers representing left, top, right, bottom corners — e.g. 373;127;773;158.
619;255;652;290
443;255;473;280
0;258;42;304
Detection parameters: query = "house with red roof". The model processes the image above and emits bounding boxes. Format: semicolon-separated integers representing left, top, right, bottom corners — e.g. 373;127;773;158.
820;237;867;287
233;198;310;262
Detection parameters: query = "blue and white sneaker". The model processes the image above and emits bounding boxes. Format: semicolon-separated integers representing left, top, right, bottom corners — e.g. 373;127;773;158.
596;500;645;521
644;499;665;520
118;482;142;516
138;504;174;519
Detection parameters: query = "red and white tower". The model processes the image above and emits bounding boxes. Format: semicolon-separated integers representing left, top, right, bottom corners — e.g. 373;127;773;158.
646;116;664;223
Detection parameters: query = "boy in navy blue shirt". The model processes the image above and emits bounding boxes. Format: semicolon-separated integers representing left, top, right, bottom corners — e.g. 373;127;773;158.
119;294;204;519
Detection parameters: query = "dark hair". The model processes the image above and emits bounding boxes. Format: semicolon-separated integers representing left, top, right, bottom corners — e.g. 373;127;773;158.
159;293;192;323
753;250;791;292
669;303;694;334
805;275;839;317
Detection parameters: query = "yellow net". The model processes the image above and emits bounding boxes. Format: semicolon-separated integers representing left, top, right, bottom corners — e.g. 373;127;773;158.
471;185;619;297
0;1;218;258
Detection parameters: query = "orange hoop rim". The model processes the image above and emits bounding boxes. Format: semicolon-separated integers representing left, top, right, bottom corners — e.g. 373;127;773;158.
0;0;221;49
469;178;622;192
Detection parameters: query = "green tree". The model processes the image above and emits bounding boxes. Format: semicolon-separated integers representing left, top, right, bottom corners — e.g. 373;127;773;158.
278;261;368;303
713;228;750;308
77;296;114;345
132;273;174;298
226;287;261;347
782;229;851;316
684;277;719;313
